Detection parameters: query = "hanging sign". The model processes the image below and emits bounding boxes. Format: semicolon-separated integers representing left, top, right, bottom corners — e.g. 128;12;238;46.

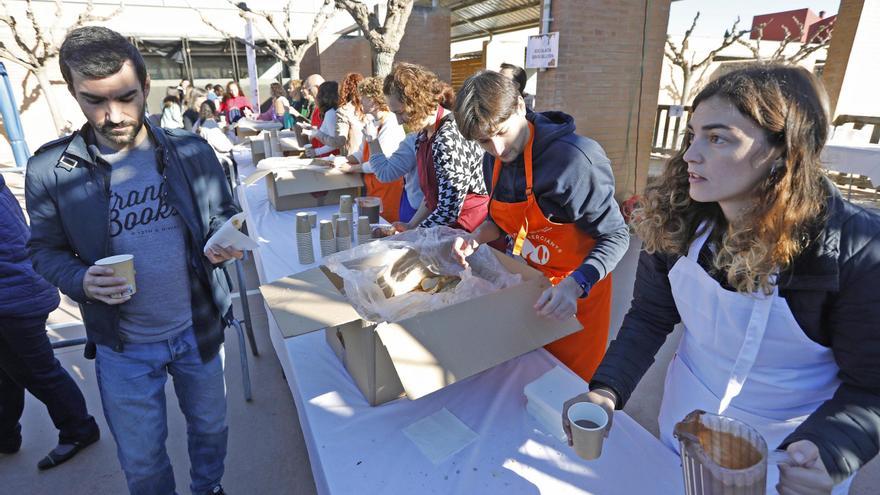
526;32;559;69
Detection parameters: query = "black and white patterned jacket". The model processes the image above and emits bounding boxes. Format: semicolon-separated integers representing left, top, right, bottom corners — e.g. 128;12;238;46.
416;114;487;228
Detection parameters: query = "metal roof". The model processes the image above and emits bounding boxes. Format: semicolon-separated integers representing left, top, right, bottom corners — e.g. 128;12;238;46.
417;0;542;42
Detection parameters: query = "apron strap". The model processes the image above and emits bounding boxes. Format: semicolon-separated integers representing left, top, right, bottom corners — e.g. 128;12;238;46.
687;222;713;261
491;122;536;257
718;288;776;414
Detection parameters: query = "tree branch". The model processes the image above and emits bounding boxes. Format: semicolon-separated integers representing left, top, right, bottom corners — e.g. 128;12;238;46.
0;41;37;70
694;16;748;68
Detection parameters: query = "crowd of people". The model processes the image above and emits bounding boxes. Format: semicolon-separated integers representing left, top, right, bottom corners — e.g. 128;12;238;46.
1;24;878;495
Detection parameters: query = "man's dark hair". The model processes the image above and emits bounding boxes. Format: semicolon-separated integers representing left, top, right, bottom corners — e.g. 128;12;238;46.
204;83;214;90
500;63;527;97
213;84;223;92
59;26;148;92
454;70;520;141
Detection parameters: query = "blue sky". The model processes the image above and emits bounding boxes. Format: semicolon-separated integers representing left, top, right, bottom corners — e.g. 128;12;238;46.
667;0;840;37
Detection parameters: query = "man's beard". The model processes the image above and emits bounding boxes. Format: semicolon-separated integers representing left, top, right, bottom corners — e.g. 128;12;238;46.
97;109;144;146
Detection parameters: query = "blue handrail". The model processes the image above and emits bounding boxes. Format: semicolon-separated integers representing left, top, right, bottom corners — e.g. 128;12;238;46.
0;62;30;168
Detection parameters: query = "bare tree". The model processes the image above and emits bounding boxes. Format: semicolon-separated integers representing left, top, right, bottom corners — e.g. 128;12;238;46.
664;12;750;105
0;0;123;135
335;0;414;77
192;0;337;80
738;16;834;65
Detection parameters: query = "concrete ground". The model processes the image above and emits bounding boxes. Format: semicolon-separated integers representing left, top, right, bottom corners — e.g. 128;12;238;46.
1;169;877;494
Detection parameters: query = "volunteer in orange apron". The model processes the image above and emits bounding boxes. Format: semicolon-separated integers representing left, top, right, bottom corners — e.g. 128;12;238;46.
383;63;489;232
452;71;629;380
340;76;406;223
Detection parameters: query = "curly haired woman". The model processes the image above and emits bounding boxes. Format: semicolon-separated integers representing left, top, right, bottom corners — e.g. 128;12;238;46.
383;62;488;232
563;65;880;494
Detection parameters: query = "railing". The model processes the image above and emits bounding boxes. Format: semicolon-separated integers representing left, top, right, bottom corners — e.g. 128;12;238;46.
652;104;693;155
833;115;880;144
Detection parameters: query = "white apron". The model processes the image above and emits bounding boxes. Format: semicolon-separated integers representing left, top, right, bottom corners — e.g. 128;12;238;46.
657;225;853;494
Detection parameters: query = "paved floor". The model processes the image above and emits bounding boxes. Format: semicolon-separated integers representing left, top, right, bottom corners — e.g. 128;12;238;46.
1;169;877;493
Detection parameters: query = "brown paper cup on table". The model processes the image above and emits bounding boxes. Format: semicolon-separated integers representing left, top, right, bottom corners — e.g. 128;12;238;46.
357;216;371;236
335;217;351;252
339;194;354;214
319;219;335;240
296;231;315;265
567;402;609;460
307;211;318;228
295;212;311;233
95;254;136;299
356;196;382;224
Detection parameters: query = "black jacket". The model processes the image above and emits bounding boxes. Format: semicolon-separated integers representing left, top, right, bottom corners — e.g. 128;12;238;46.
24;121;238;362
591;180;880;482
0;174;59;318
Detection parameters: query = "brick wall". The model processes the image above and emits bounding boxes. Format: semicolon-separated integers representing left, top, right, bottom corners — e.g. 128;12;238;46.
537;0;672;199
317;35;373;83
395;6;451;83
299;44;322;81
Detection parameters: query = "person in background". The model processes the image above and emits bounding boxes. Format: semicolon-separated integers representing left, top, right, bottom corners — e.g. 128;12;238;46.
219;80;253;123
196;100;234;167
332;72;366;157
160;94;183;129
205;83;219;105
26;26;239;495
183;88;207;131
212;84;223;101
453;70;628;381
176;78;192;109
499;63;535;111
339;76;407;223
564;65;880;494
286;79;306;117
304;81;340;158
1;173;100;470
301;73;324;121
257;82;291;126
384;63;488;232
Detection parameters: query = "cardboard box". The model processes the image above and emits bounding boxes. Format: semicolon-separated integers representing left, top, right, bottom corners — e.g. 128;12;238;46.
250;131;301;162
264;162;364;211
260;250;582;406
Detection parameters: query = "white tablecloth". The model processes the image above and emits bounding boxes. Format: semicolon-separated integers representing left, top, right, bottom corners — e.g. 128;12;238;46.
234;149;684;494
822;143;880;185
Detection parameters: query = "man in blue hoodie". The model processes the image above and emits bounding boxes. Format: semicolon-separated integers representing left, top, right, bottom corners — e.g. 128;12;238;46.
0;173;100;468
452;70;629;381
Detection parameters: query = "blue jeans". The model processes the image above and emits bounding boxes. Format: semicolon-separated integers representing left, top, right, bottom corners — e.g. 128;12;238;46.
96;328;227;495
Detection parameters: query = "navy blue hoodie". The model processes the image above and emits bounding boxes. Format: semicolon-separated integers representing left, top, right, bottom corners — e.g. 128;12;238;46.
0;174;59;318
483;111;629;285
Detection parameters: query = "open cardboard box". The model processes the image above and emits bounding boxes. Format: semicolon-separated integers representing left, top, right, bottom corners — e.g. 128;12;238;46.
245;158;364;211
260;249;582;406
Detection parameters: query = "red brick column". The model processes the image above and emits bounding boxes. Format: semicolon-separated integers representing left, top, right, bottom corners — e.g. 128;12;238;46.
537;0;671;199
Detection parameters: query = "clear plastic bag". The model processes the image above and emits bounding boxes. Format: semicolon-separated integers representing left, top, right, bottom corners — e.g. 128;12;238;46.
323;226;522;323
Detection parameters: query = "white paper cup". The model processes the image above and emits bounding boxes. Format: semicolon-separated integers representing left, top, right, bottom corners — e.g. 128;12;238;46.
567;402;609;460
95;254;136;299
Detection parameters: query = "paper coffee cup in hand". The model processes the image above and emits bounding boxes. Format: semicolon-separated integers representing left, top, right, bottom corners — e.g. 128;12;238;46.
567;402;609;460
95;254;136;299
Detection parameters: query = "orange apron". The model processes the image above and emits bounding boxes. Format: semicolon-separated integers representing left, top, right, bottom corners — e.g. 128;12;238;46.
362;129;404;223
489;122;613;381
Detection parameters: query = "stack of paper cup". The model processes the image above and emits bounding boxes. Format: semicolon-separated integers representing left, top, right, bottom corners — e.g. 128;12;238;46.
307;211;318;228
335;217;351;252
319;220;336;257
295;212;315;264
356;216;372;245
339;195;354;237
269;130;282;157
